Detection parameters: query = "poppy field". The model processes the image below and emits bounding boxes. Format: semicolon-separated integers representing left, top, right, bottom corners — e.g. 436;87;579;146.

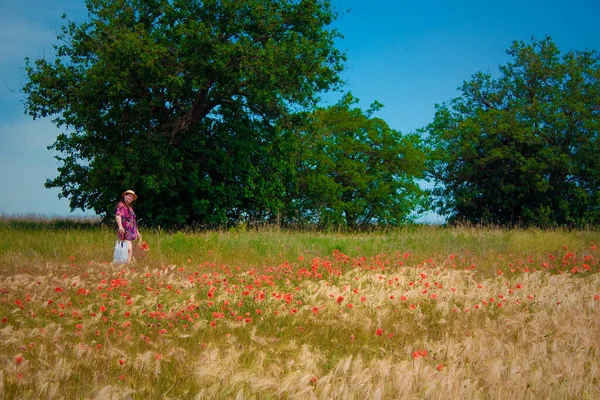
0;222;599;399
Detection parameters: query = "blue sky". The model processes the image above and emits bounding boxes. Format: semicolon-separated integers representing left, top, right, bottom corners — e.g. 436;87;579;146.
1;0;599;220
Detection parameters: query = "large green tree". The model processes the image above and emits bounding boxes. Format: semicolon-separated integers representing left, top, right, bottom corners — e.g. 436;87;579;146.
286;94;428;229
426;37;600;227
22;0;345;227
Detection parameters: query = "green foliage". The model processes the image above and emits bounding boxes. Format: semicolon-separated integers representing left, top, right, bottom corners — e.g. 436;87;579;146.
22;0;346;228
287;93;428;229
426;37;600;227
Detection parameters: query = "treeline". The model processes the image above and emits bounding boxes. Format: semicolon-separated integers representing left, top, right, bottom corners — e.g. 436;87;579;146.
21;1;600;229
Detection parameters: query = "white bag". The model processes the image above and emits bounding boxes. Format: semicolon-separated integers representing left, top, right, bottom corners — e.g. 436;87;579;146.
113;241;129;264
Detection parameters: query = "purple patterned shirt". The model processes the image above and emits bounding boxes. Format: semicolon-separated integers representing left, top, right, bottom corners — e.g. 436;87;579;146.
115;201;139;240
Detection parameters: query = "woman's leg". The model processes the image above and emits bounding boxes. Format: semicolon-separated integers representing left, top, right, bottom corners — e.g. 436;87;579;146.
125;240;133;263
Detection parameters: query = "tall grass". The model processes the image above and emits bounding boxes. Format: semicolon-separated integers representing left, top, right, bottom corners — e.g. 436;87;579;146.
0;220;598;399
1;221;596;270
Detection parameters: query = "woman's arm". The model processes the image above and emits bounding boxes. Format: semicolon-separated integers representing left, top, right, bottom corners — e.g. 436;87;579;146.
115;215;125;236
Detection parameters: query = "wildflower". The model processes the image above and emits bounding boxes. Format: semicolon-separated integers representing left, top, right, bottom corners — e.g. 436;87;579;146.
346;303;353;309
437;364;444;371
376;328;383;336
15;355;23;365
119;359;125;365
350;335;355;342
312;307;319;315
155;353;163;360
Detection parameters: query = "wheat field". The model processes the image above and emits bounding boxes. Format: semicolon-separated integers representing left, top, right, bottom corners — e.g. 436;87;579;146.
0;221;599;399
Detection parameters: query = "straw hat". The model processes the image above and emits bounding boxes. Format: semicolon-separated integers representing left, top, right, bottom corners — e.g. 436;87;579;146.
122;190;137;201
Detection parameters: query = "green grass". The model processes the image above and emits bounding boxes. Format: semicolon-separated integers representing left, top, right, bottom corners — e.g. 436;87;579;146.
1;220;596;271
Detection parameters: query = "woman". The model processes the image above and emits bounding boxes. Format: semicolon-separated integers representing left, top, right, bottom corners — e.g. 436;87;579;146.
115;189;141;263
